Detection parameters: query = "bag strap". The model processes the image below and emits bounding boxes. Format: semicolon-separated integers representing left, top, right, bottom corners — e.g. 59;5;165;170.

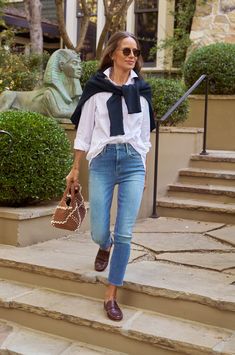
63;183;81;200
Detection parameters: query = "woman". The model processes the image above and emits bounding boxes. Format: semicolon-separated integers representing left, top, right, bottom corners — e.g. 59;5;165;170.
67;31;155;321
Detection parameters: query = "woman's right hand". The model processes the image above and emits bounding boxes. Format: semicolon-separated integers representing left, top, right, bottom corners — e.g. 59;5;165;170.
66;167;79;191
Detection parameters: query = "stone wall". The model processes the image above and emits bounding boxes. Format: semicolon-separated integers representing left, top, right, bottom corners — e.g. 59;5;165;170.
189;0;235;52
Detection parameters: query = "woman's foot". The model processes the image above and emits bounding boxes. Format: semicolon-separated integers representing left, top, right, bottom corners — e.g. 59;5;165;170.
104;284;123;321
94;246;111;272
104;299;123;321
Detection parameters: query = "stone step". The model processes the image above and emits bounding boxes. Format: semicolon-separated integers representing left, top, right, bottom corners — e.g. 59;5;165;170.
179;168;235;187
168;183;235;203
190;151;235;170
0;279;234;355
157;197;235;224
0;319;125;354
0;239;234;330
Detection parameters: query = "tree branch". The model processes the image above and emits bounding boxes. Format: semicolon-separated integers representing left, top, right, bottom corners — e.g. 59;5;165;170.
24;0;43;54
55;0;75;50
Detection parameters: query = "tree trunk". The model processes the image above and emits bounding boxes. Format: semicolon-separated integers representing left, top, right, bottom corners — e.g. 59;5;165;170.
24;0;43;54
96;18;112;59
96;0;134;58
75;17;90;52
55;0;75;50
75;0;91;52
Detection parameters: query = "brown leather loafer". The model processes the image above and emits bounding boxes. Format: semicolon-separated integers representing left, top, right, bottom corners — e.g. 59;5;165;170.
94;248;111;272
104;300;123;321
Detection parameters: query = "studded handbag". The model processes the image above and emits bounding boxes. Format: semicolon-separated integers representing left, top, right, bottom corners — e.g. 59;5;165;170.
51;184;86;231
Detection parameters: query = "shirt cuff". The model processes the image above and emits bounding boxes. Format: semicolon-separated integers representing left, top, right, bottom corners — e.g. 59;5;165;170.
74;139;90;152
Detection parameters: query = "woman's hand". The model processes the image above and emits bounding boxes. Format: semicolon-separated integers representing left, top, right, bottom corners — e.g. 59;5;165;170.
66;150;85;191
66;167;79;191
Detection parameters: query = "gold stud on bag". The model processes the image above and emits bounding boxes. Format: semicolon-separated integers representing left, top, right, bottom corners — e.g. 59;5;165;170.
51;184;86;231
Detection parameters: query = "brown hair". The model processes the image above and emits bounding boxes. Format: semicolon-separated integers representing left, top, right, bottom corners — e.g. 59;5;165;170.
99;31;143;73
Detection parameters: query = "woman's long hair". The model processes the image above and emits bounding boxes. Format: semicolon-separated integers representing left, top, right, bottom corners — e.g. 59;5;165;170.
99;31;143;73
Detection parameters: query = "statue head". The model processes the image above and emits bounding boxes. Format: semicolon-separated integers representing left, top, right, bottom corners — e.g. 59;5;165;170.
43;49;82;103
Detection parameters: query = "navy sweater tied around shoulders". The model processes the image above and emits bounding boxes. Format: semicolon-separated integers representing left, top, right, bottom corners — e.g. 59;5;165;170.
70;70;155;136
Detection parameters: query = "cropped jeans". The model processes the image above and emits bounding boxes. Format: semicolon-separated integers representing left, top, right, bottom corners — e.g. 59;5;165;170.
89;143;145;286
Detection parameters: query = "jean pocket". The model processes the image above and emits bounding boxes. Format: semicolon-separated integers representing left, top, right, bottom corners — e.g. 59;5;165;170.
89;147;106;168
128;145;141;158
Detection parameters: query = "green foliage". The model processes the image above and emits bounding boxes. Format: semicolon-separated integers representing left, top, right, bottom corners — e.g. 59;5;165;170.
151;0;196;67
0;49;50;93
80;60;99;88
183;43;235;94
0;111;73;206
0;0;6;26
146;77;188;125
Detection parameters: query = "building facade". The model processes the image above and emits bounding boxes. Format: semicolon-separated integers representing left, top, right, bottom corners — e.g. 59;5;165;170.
65;0;175;70
3;0;60;53
4;1;235;68
189;0;235;52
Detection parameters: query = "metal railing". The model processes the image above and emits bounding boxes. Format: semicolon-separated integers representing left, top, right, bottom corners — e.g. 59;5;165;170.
0;130;13;154
152;74;209;218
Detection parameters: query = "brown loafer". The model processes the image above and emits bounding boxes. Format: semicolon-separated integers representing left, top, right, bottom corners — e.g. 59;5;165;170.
94;248;111;272
104;300;123;321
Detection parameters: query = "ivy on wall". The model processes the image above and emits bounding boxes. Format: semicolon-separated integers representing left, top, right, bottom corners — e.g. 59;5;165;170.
151;0;198;68
171;0;197;67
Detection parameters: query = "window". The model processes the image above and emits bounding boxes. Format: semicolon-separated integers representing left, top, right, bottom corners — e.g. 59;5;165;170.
135;0;158;67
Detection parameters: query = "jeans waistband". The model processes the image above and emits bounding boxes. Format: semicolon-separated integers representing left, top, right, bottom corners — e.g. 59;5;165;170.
105;143;131;152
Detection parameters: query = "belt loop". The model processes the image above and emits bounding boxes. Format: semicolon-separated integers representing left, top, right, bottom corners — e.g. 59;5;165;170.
125;143;129;154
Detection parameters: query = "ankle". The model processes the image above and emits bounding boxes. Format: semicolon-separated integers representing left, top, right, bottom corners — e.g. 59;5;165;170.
105;285;117;302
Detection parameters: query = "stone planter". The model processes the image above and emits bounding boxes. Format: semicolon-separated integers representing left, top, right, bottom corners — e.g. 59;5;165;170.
0;201;89;247
181;95;235;151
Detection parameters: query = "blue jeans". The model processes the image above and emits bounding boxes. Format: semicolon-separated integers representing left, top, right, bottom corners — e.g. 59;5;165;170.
89;143;145;286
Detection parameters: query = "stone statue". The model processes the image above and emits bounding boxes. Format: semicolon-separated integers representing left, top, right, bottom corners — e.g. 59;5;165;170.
0;49;82;118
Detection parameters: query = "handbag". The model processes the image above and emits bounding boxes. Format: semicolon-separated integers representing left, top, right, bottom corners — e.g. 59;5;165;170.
51;184;86;231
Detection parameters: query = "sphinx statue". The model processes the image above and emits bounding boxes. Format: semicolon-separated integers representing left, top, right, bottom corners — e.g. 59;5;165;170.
0;49;82;118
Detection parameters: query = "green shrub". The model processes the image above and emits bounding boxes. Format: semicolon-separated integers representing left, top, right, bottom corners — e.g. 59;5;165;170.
183;43;235;94
0;50;50;93
146;77;188;125
80;60;99;88
0;111;72;206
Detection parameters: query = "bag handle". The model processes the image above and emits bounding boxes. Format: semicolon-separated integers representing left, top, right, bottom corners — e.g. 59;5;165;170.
63;183;80;200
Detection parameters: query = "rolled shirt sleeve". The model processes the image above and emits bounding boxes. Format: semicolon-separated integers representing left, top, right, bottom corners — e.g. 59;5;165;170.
73;95;95;151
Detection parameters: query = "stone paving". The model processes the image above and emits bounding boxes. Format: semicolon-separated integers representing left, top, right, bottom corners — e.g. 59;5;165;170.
0;217;234;354
0;217;234;307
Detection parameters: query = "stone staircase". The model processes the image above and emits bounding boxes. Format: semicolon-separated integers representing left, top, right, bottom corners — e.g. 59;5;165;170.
158;150;235;224
0;218;234;354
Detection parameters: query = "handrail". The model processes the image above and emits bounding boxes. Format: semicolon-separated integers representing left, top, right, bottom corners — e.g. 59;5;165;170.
0;130;13;153
160;75;207;122
152;74;209;218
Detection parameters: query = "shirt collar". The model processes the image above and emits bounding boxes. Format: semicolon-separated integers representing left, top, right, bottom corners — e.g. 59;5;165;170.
103;67;138;85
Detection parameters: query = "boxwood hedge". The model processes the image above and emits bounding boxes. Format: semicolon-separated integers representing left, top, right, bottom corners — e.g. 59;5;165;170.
146;77;188;125
0;111;72;206
183;43;235;94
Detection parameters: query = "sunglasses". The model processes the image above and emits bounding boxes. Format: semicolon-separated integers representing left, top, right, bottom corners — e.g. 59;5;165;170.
119;47;141;57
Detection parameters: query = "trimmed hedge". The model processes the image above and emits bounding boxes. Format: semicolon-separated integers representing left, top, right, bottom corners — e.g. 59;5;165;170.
0;111;72;206
0;50;50;93
80;60;99;88
183;43;235;94
146;77;188;125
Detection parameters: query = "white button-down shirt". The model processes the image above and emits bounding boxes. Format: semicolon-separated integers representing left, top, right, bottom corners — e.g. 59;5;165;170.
74;68;151;168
